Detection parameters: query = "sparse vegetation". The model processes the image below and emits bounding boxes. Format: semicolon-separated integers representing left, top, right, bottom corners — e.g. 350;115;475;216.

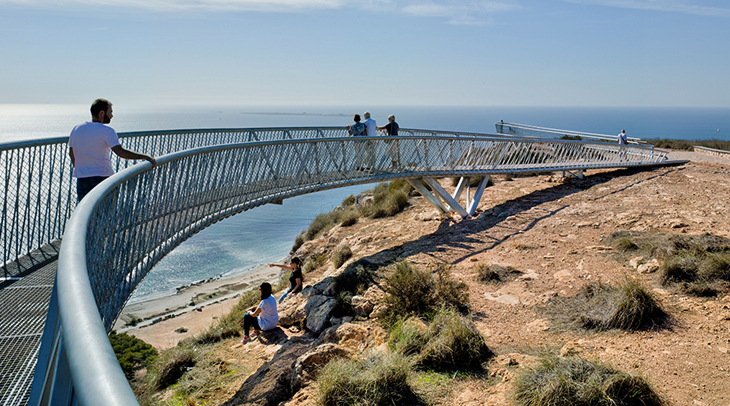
109;331;158;379
317;351;425;406
646;138;730;151
145;345;196;390
303;253;327;273
450;176;493;187
332;244;353;268
340;210;359;227
291;181;412;253
560;134;582;140
512;355;665;406
417;308;492;372
381;262;468;323
388;308;493;372
476;263;522;283
608;231;730;296
564;278;668;331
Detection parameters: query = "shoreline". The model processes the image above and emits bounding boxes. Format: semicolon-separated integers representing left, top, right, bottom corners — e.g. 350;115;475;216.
114;260;288;348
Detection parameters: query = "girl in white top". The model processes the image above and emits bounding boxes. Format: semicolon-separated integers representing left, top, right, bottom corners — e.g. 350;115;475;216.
242;282;279;343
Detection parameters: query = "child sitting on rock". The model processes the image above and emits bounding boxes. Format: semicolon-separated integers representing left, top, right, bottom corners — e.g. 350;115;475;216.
241;282;279;344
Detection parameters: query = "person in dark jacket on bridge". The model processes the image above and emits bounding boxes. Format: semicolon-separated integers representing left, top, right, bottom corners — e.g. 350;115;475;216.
347;114;368;171
377;114;400;168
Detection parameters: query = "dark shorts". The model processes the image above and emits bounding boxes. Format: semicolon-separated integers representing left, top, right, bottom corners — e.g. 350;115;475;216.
76;176;108;203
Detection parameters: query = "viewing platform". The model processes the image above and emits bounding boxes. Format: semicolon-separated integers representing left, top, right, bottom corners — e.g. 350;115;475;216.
0;127;681;406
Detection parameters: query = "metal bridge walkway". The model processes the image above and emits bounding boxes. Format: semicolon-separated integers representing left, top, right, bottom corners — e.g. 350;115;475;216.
0;243;59;406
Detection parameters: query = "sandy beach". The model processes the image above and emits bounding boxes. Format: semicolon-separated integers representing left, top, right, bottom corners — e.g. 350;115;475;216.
114;261;286;350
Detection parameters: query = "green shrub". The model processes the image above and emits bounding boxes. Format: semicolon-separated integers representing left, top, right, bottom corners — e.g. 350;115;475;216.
109;331;158;379
340;210;359;227
334;260;376;295
700;253;730;281
418;308;492;372
660;256;699;284
383;262;469;323
371;190;409;218
560;134;582;141
342;194;356;206
608;231;730;296
317;351;424;406
646;138;694;150
512;355;665;406
614;237;638;251
292;231;306;253
575;278;667;331
307;211;339;240
383;262;436;321
146;345;196;390
433;266;469;312
301;253;327;274
388;317;429;357
332;244;353;269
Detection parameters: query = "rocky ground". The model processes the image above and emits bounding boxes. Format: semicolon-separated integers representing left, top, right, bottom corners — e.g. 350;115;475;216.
146;151;730;406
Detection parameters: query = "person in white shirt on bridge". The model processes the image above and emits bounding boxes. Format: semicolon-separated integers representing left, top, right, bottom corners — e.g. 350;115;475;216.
363;112;377;170
68;98;156;202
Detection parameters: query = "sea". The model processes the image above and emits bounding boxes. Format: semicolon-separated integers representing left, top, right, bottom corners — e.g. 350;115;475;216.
1;104;728;303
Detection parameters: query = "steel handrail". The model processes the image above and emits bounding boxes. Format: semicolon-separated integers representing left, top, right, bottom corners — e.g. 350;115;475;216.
0;127;516;279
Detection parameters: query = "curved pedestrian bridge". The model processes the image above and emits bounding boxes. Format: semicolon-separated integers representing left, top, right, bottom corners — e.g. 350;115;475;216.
0;127;677;406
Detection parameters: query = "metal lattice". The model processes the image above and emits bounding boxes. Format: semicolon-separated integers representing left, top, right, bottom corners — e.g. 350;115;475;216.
0;129;672;406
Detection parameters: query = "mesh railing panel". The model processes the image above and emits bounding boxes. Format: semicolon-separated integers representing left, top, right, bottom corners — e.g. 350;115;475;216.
1;127;507;278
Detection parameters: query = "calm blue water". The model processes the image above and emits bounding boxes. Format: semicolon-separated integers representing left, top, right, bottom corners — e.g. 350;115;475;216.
2;104;728;301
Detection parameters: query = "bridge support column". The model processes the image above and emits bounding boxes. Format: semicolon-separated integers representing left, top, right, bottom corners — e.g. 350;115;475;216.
410;177;489;218
453;176;490;216
561;169;584;179
408;179;448;213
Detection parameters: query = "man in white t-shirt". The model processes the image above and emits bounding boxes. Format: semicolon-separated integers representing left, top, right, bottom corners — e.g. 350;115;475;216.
617;129;628;145
68;99;156;202
363;111;377;169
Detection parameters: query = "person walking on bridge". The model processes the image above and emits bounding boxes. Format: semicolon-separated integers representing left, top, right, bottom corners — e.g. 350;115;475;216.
68;98;157;202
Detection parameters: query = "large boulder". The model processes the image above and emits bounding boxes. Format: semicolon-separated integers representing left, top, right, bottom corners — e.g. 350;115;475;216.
278;294;307;327
290;343;353;389
305;296;337;333
317;322;385;353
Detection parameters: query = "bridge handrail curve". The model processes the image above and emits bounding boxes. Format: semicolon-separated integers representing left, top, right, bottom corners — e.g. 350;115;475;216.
40;134;670;406
1;126;513;278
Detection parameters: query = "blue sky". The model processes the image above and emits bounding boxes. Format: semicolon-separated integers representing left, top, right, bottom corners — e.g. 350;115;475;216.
1;0;728;107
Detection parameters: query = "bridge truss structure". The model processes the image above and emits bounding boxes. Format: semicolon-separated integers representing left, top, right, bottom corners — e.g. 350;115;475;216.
1;128;672;406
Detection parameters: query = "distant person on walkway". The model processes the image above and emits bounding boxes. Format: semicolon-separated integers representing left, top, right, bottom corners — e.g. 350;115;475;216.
617;129;628;161
377;114;400;168
269;257;303;304
68;98;156;202
363;112;377;169
241;282;279;344
347;114;368;170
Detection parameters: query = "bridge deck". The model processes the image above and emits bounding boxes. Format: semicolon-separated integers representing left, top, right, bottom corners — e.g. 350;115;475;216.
0;242;59;406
